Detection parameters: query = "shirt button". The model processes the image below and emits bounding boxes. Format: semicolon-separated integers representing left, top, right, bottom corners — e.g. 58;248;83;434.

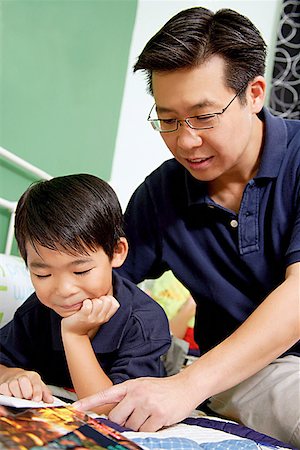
230;219;238;228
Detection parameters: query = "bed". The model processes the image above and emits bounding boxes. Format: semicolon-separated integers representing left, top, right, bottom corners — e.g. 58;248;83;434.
0;147;296;450
96;415;296;450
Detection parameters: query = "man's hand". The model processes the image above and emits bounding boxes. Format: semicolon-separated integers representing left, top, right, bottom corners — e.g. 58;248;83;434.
73;372;198;431
0;368;54;403
62;295;120;336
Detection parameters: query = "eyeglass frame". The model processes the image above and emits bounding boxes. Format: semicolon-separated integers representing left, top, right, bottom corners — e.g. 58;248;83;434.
147;87;245;133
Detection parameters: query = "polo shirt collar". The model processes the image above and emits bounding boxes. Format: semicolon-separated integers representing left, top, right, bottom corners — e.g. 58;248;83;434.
255;107;287;179
185;174;207;208
185;107;287;208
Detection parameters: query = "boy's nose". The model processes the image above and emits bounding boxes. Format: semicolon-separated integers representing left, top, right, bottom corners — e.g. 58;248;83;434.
55;279;78;297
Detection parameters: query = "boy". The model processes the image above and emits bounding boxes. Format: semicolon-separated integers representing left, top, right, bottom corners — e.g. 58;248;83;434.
0;174;171;414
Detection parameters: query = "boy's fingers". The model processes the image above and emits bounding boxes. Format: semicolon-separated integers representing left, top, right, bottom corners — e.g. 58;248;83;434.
0;382;11;397
81;299;93;313
18;376;35;399
41;385;54;403
31;382;44;402
98;296;120;320
0;372;52;403
6;378;23;399
88;296;119;323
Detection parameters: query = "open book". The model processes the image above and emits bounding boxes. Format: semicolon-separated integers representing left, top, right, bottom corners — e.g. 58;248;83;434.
0;395;142;449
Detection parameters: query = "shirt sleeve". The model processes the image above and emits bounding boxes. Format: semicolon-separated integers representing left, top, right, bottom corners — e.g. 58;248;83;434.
0;311;35;368
285;186;300;266
107;312;171;384
119;181;168;284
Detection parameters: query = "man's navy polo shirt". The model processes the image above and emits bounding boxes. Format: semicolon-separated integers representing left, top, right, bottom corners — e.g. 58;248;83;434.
118;107;300;356
0;272;171;388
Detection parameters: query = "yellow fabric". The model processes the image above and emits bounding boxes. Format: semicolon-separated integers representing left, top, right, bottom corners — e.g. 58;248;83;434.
150;271;195;328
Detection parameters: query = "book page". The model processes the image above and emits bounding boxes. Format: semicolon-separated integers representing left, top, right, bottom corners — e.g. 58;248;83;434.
0;394;67;408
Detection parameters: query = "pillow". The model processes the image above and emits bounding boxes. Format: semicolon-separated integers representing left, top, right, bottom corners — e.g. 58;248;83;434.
0;254;34;328
141;271;195;327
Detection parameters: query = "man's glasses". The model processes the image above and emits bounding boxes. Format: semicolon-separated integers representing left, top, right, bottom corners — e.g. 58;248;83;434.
147;89;243;133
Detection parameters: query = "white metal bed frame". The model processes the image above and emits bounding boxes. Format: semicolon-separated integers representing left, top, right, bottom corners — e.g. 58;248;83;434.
0;146;52;255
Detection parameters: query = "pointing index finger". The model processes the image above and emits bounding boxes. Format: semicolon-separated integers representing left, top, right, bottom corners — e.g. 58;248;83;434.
72;383;127;412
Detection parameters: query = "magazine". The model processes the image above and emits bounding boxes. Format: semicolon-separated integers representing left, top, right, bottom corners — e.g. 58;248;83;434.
0;395;142;450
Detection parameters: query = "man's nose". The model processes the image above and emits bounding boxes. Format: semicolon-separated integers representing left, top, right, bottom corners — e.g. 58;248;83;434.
177;121;203;149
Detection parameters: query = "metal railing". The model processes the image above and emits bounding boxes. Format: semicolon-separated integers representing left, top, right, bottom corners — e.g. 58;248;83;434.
0;146;52;254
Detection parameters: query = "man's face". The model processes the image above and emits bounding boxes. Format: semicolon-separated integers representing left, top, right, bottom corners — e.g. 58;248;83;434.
26;242;121;318
152;55;263;183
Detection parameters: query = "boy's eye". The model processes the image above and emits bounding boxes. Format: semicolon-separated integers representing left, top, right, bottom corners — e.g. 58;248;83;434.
74;269;92;276
35;274;51;278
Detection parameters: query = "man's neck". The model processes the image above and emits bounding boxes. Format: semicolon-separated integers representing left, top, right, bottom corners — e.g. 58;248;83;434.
208;116;264;213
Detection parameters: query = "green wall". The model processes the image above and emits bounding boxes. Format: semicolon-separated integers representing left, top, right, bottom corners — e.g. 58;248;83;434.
0;0;137;254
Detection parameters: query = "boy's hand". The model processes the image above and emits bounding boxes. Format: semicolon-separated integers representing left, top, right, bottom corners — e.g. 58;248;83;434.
61;295;120;336
0;368;54;403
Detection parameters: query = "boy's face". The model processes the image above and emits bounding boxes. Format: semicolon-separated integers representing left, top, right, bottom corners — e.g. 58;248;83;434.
26;240;127;318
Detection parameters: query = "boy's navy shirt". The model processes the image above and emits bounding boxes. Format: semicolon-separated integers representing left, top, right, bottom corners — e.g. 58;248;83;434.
118;107;300;356
0;272;171;388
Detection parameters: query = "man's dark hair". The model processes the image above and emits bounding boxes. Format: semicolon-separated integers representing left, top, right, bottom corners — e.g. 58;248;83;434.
134;7;267;100
15;174;125;262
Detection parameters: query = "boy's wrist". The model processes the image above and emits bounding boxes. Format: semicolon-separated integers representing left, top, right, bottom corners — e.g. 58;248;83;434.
61;324;89;338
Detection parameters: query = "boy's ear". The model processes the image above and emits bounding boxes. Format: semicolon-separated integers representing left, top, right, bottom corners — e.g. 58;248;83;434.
111;237;128;268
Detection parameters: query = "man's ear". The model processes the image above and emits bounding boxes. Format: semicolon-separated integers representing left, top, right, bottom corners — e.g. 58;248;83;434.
248;76;266;113
111;237;128;268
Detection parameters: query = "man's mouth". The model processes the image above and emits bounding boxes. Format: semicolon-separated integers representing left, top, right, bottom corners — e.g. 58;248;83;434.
187;157;211;163
186;156;213;167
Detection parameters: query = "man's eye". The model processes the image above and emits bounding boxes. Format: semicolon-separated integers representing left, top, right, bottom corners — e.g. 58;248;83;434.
194;114;215;122
160;118;177;124
74;269;92;276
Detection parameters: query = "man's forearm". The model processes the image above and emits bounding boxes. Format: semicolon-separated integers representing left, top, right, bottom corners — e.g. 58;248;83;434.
183;262;300;402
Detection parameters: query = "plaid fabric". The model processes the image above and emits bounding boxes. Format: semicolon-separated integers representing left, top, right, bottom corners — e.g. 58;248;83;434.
132;437;262;449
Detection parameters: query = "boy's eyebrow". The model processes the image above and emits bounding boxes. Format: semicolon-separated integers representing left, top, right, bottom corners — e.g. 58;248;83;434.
29;258;94;269
69;258;94;266
29;261;50;269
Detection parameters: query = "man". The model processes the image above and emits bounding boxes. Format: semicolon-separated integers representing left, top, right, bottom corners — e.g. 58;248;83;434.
74;7;300;446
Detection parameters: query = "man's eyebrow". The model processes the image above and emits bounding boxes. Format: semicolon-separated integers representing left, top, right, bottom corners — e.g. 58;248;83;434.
156;100;216;115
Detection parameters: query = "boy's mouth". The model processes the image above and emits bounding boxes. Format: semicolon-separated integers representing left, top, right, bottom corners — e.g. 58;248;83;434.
61;302;83;311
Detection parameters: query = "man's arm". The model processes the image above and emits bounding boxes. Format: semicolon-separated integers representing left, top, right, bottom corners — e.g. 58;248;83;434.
74;262;300;431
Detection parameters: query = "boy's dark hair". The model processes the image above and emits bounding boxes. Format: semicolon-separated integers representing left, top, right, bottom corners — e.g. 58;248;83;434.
15;174;125;262
134;7;267;101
